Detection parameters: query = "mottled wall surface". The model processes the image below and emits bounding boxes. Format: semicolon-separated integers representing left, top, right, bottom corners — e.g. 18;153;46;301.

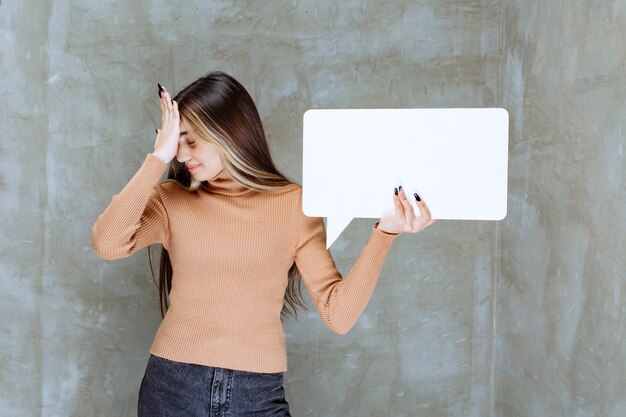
0;1;500;416
0;3;50;416
496;1;626;416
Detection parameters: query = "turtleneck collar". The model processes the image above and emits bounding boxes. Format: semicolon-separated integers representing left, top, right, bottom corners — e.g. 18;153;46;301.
203;168;254;196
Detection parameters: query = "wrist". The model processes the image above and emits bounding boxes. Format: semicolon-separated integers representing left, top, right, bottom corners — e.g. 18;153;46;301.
151;151;171;164
375;222;399;236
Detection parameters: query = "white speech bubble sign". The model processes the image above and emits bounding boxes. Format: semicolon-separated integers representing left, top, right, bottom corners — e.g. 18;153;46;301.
302;108;509;249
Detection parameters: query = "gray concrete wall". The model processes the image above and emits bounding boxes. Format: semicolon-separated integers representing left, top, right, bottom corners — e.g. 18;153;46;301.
496;1;626;416
0;1;530;416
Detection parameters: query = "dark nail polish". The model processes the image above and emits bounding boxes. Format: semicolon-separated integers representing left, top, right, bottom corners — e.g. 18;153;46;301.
158;83;163;98
155;129;158;134
399;185;403;192
414;193;421;201
394;187;398;195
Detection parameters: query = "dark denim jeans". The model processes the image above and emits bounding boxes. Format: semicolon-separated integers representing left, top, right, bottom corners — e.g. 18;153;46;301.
138;354;291;416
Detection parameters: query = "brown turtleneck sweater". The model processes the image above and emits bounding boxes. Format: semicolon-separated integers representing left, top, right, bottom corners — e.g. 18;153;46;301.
92;153;399;373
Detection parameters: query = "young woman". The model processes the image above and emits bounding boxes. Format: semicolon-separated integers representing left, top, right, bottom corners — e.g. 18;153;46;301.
92;71;435;416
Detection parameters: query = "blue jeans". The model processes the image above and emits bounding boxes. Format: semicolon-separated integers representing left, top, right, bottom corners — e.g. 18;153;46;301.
138;354;291;416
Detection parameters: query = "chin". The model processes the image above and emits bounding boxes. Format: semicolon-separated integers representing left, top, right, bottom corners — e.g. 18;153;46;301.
207;171;222;180
192;167;221;182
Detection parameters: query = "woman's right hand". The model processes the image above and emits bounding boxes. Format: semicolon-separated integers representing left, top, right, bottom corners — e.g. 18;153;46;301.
152;85;180;164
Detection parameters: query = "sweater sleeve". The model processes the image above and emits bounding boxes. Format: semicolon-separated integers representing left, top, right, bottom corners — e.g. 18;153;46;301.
92;153;169;260
294;188;399;335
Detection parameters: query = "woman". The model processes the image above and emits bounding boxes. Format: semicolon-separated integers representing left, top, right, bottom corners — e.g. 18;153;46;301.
92;71;435;416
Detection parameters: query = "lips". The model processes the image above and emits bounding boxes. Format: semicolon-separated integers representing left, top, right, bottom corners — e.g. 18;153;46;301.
187;164;200;172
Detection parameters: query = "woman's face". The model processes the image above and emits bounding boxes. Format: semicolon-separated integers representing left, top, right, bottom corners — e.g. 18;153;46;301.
177;119;225;181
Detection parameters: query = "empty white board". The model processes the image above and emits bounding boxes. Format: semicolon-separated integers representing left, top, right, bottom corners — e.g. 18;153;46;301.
302;108;509;249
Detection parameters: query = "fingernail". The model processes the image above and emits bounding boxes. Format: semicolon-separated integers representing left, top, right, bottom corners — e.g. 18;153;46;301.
398;185;403;193
157;83;163;98
155;129;158;134
394;187;398;195
414;193;421;201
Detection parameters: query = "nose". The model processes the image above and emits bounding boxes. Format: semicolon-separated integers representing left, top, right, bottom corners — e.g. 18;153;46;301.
177;144;190;163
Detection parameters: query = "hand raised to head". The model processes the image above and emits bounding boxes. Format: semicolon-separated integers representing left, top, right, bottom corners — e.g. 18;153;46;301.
152;84;180;164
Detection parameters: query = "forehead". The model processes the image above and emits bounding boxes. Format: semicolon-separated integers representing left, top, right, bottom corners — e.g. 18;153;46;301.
179;119;193;139
179;118;189;131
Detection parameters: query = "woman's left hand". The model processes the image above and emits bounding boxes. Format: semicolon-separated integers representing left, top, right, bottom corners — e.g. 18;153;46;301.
377;186;436;235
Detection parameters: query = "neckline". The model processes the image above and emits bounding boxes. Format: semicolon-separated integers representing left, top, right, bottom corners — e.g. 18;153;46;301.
203;168;254;196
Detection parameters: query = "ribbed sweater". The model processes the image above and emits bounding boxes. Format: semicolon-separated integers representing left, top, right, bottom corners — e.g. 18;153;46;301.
92;153;399;373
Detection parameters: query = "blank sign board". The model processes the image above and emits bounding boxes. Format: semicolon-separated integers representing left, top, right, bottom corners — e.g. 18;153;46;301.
302;108;509;249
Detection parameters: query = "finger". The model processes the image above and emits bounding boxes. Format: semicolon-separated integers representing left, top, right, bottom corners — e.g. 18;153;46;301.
160;94;166;127
164;93;174;128
172;100;179;123
164;90;173;112
416;200;432;222
414;202;433;233
393;188;405;219
166;100;178;133
161;93;171;129
162;90;169;113
398;186;416;227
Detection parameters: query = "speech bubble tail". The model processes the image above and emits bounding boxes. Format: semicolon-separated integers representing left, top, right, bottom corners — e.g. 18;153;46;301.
326;216;353;249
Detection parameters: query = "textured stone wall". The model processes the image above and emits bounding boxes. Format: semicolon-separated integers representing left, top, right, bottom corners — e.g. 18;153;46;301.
496;1;626;416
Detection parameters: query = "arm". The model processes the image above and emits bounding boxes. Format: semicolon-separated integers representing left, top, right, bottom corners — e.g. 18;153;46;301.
294;188;399;335
93;83;180;260
91;153;169;260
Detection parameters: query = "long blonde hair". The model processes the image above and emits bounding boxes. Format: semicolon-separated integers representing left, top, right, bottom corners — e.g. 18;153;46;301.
148;71;308;320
